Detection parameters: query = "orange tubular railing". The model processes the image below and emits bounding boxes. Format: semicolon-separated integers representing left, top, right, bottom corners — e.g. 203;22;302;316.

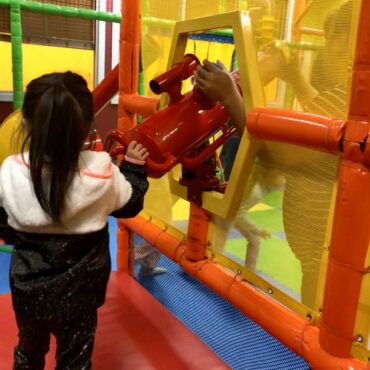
116;0;160;272
185;203;210;262
247;108;345;155
116;0;140;272
92;64;119;115
118;0;140;133
119;216;367;370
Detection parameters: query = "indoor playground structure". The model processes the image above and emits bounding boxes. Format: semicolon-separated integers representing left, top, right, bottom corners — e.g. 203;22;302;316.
0;0;370;369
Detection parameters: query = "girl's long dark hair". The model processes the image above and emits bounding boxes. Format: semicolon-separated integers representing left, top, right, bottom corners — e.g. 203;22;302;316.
22;72;93;222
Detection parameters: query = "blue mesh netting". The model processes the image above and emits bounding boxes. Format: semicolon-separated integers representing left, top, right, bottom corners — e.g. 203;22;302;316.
136;247;309;370
189;33;234;44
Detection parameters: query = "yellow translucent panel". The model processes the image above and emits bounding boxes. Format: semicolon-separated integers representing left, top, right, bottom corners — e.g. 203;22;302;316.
141;0;368;360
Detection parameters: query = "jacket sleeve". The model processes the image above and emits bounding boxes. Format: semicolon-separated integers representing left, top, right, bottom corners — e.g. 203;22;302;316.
0;167;12;243
0;207;14;245
110;160;149;219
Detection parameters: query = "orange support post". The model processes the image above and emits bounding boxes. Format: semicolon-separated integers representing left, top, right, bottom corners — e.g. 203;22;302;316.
320;161;370;356
185;203;211;262
245;0;370;359
116;0;141;273
118;0;160;128
291;0;307;42
119;0;140;132
319;0;370;357
116;225;131;273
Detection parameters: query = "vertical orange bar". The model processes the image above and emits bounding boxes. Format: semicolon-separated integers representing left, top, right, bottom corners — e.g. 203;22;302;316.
292;0;306;42
118;0;140;132
320;164;370;356
117;225;131;273
319;0;370;357
185;202;210;261
116;0;140;274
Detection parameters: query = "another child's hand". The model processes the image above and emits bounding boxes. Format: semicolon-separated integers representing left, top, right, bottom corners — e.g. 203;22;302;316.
258;44;302;85
257;229;271;239
194;60;239;105
125;141;149;165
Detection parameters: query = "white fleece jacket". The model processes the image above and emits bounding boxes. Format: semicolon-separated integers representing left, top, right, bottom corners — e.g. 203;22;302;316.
0;151;132;234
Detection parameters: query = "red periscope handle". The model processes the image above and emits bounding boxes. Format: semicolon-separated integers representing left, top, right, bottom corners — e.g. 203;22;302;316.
247;107;345;154
181;125;236;170
149;54;200;103
145;156;177;178
104;129;128;155
104;129;176;178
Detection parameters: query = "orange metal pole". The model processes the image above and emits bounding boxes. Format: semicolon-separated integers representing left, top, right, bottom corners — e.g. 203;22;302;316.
116;225;131;273
319;0;370;357
185;202;210;262
116;0;141;274
292;0;306;42
119;0;140;132
119;216;367;370
320;163;370;356
121;94;159;118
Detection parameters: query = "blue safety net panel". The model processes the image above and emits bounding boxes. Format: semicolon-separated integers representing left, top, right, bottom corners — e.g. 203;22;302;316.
134;237;309;370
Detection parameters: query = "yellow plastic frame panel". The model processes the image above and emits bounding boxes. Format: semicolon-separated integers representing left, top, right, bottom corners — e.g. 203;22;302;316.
165;11;265;218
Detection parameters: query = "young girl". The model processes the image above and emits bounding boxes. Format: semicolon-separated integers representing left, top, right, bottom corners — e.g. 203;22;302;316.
0;71;149;369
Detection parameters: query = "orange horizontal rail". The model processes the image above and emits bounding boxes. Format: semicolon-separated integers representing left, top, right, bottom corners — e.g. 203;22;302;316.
119;215;367;370
247;108;344;154
300;27;324;37
120;94;159;118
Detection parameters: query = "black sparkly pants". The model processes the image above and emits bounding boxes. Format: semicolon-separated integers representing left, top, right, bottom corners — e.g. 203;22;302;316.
13;311;97;370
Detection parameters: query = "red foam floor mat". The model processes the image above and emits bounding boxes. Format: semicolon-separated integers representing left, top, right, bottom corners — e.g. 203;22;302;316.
0;272;229;369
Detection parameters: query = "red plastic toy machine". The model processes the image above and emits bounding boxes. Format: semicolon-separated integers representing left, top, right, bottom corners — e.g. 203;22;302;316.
104;54;239;202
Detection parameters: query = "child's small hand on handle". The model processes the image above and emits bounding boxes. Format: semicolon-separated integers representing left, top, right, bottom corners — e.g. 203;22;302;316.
125;140;149;165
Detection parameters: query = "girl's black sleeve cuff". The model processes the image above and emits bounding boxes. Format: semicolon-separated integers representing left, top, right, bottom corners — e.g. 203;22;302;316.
110;161;149;219
0;207;14;244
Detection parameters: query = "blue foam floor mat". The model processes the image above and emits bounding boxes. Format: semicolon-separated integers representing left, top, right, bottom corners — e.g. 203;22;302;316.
0;218;309;369
0;252;11;294
137;253;309;370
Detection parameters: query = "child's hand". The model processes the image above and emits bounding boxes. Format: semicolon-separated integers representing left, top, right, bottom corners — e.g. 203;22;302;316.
125;141;149;165
257;229;271;239
193;60;239;105
258;44;301;85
